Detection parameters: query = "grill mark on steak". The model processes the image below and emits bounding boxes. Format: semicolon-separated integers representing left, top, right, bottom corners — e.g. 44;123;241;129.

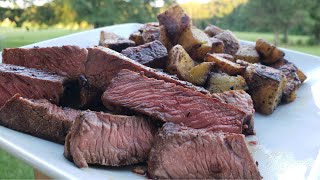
0;94;79;144
64;110;157;168
2;46;88;80
148;123;262;179
102;69;247;134
0;64;69;107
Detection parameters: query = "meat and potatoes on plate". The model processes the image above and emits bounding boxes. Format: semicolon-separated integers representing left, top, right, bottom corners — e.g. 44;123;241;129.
0;4;308;179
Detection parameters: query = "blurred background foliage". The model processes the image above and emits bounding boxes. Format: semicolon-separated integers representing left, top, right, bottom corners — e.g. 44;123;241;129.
0;0;319;46
0;0;319;179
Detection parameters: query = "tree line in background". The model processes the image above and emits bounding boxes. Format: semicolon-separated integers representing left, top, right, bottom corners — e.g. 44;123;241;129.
0;0;319;44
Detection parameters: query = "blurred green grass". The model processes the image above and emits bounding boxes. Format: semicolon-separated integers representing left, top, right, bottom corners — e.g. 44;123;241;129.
0;27;319;179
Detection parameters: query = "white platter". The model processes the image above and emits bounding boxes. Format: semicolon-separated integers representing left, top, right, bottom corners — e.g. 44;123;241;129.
0;23;320;179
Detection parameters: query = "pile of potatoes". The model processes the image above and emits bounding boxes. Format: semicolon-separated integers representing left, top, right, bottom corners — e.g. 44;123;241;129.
104;4;307;115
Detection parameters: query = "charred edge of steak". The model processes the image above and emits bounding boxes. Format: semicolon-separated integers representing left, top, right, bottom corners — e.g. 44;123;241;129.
0;94;79;144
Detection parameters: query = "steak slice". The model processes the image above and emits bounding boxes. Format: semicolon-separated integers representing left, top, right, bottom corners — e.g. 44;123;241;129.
0;94;79;144
121;40;168;69
64;110;156;168
212;90;255;135
148;123;262;179
0;64;68;107
2;46;88;80
85;46;207;92
102;69;247;134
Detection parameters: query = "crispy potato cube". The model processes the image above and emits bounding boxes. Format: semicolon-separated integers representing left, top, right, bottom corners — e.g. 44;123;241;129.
121;40;168;69
129;31;144;46
270;59;303;102
157;4;191;44
296;69;307;83
204;24;224;37
255;39;285;64
187;62;214;86
99;31;135;52
235;45;260;63
214;30;240;55
205;53;245;75
159;25;173;51
167;45;196;80
214;53;235;62
138;22;159;33
142;25;160;43
243;64;287;114
210;37;224;53
206;72;248;93
178;26;212;61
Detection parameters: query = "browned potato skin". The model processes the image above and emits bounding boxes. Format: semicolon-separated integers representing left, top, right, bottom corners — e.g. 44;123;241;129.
214;53;235;62
205;53;245;75
142;25;160;43
99;31;135;52
159;25;173;51
204;24;224;37
206;72;248;93
178;26;212;61
167;45;196;80
129;31;144;46
235;45;260;63
270;58;303;102
296;69;307;83
243;64;287;115
214;30;240;55
256;39;285;65
157;4;192;44
210;37;224;53
188;62;214;86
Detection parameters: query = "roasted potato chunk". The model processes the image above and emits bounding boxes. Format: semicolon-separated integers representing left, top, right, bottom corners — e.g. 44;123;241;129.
210;37;224;53
205;53;245;75
157;4;191;44
121;40;168;69
129;31;144;46
214;30;240;55
99;31;135;52
178;26;212;61
235;45;260;63
296;69;307;83
138;22;159;33
159;25;173;51
270;59;303;102
141;25;160;43
167;45;196;79
255;39;285;64
243;64;287;114
188;62;214;86
206;72;247;93
204;24;224;37
214;53;235;62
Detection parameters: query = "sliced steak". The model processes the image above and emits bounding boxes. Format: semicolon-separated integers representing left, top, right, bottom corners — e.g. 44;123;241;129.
0;94;79;144
102;69;247;134
2;46;88;80
121;40;168;69
64;110;156;168
212;90;255;135
85;46;207;92
148;123;262;179
0;64;69;107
